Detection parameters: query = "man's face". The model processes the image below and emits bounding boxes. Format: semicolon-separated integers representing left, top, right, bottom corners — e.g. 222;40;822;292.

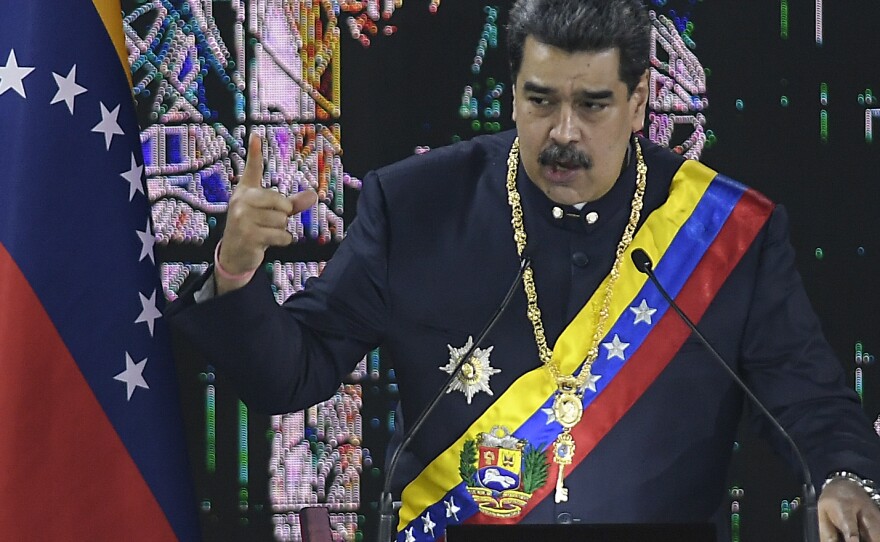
512;36;648;205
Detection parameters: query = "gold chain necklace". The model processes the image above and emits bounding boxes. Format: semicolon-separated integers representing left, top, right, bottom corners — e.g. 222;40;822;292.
505;136;647;503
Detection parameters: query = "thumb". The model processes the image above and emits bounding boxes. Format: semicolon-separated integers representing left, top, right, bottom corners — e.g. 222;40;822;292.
240;132;264;188
289;190;319;216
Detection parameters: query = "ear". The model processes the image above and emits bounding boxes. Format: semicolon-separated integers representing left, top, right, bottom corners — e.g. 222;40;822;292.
511;84;518;122
629;69;649;132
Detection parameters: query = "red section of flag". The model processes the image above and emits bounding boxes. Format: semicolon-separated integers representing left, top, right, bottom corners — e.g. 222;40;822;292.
0;242;176;540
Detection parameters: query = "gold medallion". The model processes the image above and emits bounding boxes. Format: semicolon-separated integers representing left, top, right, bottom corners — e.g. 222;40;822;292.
552;392;582;428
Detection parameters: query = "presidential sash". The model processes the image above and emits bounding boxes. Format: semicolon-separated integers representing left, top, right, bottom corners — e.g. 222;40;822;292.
395;160;774;542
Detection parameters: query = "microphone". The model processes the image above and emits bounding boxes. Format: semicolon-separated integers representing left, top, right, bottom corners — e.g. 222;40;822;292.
377;254;533;542
630;248;819;542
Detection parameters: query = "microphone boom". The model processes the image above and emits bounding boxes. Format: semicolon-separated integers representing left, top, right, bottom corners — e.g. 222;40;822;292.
630;248;819;542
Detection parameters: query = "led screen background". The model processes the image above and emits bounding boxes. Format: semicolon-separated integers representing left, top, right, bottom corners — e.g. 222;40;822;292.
121;1;879;540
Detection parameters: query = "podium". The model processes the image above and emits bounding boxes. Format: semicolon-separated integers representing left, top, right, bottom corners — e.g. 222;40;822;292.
445;523;716;541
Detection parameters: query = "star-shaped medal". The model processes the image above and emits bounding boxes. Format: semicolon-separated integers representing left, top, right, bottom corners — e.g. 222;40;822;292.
440;336;500;404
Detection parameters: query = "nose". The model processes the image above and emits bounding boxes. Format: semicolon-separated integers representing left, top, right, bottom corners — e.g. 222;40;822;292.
549;104;580;145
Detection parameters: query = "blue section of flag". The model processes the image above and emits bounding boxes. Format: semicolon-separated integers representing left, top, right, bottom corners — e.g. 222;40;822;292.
0;1;199;540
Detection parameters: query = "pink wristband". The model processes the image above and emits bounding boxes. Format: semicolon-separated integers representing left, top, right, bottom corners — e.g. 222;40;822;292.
213;240;258;282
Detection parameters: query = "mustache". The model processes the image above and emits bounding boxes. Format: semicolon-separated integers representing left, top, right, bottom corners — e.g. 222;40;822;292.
538;144;592;169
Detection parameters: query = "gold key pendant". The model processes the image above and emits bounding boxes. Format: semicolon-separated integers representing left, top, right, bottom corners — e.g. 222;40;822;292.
553;431;575;503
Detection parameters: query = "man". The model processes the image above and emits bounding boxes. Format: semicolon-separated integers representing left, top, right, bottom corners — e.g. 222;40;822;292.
167;0;880;540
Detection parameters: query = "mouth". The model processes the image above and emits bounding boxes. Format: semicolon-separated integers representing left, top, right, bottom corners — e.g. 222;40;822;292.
542;163;583;183
551;161;581;171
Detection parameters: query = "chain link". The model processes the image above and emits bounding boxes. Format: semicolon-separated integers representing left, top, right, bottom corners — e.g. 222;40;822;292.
506;137;647;392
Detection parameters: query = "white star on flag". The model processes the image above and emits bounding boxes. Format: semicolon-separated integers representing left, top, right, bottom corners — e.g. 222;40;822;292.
404;527;416;542
602;334;630;360
120;153;145;201
50;65;87;114
630;299;658;325
91;101;124;150
0;49;35;98
135;289;162;336
422;511;436;538
445;496;461;521
114;352;150;401
136;219;156;264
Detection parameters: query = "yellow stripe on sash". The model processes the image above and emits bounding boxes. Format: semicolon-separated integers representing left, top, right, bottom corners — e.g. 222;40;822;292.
398;159;718;530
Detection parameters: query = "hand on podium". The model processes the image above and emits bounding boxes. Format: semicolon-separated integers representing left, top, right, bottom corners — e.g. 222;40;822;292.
819;477;880;541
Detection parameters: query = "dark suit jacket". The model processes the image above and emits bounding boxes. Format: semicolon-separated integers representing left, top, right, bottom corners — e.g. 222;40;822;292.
167;130;880;531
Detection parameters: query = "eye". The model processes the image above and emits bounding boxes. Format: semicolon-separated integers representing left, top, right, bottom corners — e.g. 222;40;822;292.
528;96;550;106
582;101;608;111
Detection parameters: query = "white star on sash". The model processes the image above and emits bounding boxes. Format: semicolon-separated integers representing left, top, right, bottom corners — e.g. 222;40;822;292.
422;511;436;538
602;334;630;360
582;370;602;392
404;527;416;542
445;496;461;522
542;407;557;424
630;299;657;325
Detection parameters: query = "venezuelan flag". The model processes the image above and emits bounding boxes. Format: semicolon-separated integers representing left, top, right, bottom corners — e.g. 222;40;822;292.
0;2;200;540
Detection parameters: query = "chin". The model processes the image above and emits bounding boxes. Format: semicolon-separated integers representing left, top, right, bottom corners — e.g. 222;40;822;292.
543;186;586;206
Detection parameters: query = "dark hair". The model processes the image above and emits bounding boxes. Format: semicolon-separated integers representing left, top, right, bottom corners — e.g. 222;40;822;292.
507;0;651;94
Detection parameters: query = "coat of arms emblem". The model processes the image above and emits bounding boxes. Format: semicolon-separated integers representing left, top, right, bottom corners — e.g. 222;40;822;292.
459;426;548;518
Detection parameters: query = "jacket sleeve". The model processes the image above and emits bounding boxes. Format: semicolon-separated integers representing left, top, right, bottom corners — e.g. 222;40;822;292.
165;171;390;414
739;205;880;487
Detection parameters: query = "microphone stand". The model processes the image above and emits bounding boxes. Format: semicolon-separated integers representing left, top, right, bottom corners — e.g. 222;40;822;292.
377;256;532;542
630;249;819;542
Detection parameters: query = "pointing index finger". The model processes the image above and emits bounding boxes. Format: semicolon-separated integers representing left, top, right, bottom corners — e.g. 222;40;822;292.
240;132;265;188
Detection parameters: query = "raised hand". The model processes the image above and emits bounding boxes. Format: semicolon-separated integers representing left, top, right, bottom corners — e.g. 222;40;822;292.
215;133;318;294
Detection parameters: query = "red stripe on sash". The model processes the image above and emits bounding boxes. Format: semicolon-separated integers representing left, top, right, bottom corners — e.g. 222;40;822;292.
468;188;773;524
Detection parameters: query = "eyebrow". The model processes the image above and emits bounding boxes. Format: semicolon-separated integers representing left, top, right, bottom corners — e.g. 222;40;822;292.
522;81;614;100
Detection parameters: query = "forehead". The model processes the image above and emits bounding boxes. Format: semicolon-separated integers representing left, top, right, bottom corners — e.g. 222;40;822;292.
517;36;624;92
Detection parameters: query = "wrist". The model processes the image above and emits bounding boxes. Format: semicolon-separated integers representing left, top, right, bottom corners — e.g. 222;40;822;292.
214;240;258;283
823;471;880;509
